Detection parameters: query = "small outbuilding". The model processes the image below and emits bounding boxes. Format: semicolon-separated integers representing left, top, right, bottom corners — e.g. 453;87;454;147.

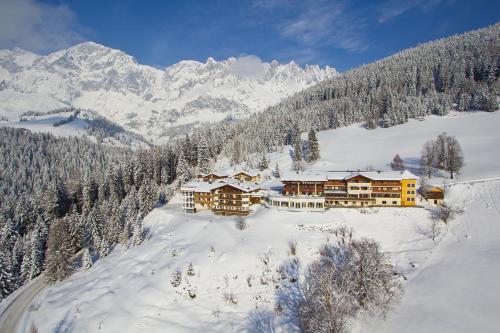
422;185;444;205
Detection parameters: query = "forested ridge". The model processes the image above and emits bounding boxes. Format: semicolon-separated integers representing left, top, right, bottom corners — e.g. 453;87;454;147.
209;23;500;161
0;128;174;299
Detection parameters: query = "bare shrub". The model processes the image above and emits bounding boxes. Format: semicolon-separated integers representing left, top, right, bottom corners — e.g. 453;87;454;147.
428;218;442;241
280;237;401;333
224;291;238;305
235;216;247;230
431;203;463;224
288;240;298;256
171;269;182;287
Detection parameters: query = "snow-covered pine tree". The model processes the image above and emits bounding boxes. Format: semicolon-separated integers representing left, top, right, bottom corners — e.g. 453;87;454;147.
307;129;320;162
274;163;280;178
187;263;195;276
43;176;69;219
0;248;15;300
390;154;405;171
44;219;73;283
138;180;156;217
197;137;211;174
81;247;93;270
110;166;126;203
82;171;98;211
176;150;191;182
29;226;45;279
132;221;144;246
99;238;109;257
293;139;302;162
171;269;182;287
259;154;268;171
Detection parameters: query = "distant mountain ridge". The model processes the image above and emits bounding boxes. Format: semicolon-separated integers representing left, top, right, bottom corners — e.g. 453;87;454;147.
0;42;337;141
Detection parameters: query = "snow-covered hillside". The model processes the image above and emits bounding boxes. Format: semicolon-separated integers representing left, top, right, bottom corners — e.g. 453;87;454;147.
0;43;336;141
0;110;150;148
236;110;500;183
20;111;500;332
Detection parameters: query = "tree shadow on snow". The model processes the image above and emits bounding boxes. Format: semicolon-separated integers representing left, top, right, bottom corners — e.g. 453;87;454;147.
246;258;303;333
54;310;76;333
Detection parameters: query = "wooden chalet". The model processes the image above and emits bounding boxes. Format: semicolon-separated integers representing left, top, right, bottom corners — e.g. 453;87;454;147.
181;180;262;216
422;185;444;205
278;170;418;208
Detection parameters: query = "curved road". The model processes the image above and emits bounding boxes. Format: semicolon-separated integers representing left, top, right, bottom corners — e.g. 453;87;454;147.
0;276;47;333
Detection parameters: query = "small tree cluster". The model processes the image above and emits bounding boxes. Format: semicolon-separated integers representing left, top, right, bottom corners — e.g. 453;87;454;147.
420;132;464;179
279;236;402;333
390;154;405;171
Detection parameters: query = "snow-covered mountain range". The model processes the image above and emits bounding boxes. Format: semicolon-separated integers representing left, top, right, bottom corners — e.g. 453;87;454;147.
0;42;336;141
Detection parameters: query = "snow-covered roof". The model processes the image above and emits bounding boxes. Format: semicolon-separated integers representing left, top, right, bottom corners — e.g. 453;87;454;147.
180;179;261;193
196;172;229;178
281;171;327;182
281;170;418;182
180;181;224;193
232;170;260;177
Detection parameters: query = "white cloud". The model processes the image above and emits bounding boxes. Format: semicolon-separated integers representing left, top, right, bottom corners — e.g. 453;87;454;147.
378;0;447;23
255;0;367;53
0;0;86;53
229;55;266;79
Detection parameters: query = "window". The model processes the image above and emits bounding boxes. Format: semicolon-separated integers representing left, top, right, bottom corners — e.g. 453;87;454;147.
392;201;397;204
407;197;411;201
382;201;387;204
407;191;411;194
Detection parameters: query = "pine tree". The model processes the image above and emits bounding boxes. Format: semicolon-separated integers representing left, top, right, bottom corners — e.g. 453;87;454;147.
390;154;405;171
110;167;126;203
259;154;268;171
86;206;102;250
138;180;158;217
307;129;320;162
197;137;211;174
293;139;302;162
43;176;69;218
29;226;45;279
176;150;191;182
187;263;195;276
0;248;15;300
171;269;182;287
99;238;109;257
132;221;144;246
44;220;73;283
274;163;280;178
82;172;98;211
82;247;93;270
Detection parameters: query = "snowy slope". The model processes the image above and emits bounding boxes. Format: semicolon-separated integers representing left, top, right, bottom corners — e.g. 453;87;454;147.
22;111;500;332
0;43;336;141
242;111;500;183
0;110;150;148
361;179;500;333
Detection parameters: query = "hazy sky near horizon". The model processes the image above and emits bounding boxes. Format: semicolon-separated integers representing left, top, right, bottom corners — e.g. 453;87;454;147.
0;0;499;71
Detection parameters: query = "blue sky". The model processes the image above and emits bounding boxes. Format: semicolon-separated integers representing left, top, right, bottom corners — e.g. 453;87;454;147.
0;0;499;71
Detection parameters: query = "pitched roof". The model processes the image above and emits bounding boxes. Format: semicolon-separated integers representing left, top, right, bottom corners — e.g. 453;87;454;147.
281;171;327;182
232;170;260;177
181;179;261;193
196;172;229;178
281;170;418;182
